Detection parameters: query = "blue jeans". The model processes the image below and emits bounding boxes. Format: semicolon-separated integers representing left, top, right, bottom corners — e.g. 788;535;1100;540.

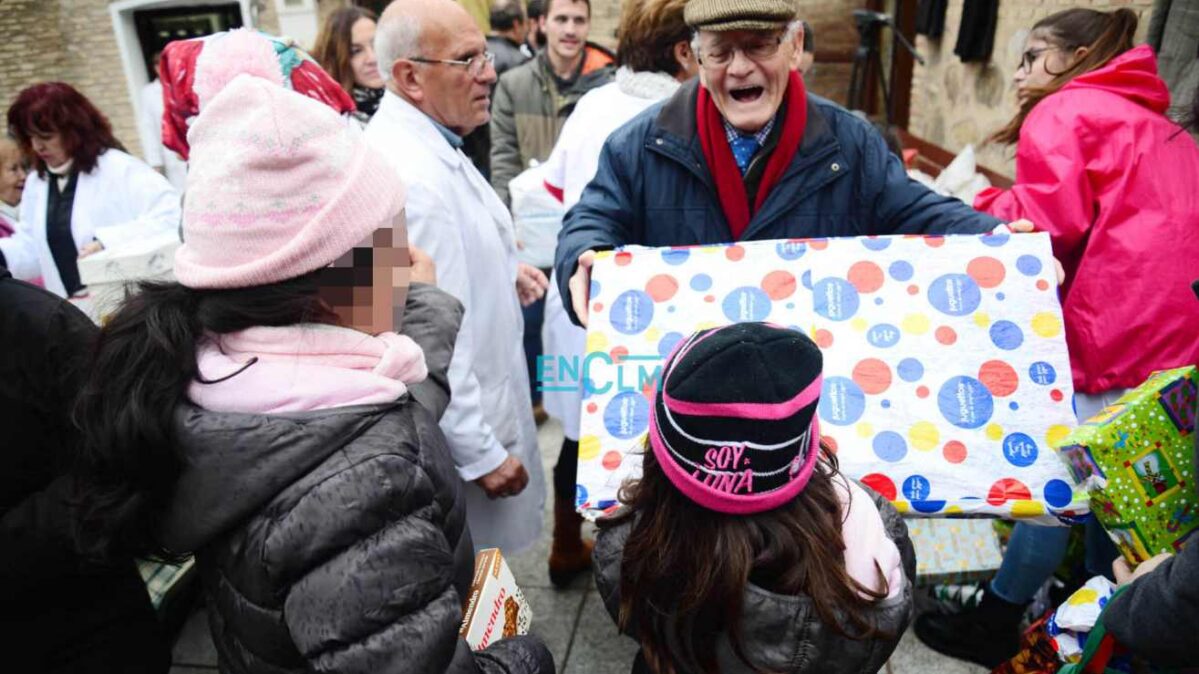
990;518;1120;604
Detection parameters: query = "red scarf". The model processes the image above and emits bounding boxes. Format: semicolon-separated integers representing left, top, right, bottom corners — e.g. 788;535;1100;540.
696;71;807;240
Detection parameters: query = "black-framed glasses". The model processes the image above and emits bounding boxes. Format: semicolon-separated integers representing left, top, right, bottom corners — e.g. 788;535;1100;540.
1018;47;1057;73
408;51;496;77
700;35;785;68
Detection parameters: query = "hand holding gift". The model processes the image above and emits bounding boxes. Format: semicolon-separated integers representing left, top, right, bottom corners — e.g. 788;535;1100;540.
1113;552;1172;586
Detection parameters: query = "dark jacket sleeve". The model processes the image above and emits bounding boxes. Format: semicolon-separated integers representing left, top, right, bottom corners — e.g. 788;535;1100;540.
1102;545;1199;668
400;283;465;421
553;137;639;326
592;512;633;631
859;122;1002;236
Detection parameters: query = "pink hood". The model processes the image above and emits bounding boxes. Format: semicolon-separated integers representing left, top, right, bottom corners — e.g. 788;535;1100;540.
1057;45;1171;114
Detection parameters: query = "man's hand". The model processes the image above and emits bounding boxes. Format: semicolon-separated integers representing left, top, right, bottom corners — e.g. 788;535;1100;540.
1113;552;1172;586
78;240;104;258
568;250;597;327
1004;219;1066;286
410;245;436;285
474;455;529;499
516;263;548;307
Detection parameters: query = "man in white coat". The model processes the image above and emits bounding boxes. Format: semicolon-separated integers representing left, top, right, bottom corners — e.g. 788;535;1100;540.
367;0;549;554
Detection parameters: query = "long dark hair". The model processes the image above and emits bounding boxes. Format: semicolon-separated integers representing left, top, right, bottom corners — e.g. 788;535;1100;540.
73;274;339;561
311;6;379;93
991;8;1137;145
602;444;890;674
7;82;125;177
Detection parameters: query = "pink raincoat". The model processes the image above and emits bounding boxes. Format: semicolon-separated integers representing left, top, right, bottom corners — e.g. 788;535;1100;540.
975;45;1199;394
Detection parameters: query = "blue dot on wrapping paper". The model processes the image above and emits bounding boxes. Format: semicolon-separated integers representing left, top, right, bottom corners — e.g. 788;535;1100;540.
898;358;924;382
882;400;891;409
937;376;994;429
912;499;947;514
874;297;884;306
603;391;650;439
590;280;601;299
776;241;807;260
867;323;901;348
996;292;1006;301
662;249;690;265
1017;255;1043;276
1029;362;1057;385
574;484;588;508
813;278;861;321
862;238;892;251
819;376;866;426
982;233;1010;247
722;286;772;322
990;320;1024;350
889;260;914;282
927;274;982;316
1003;432;1039;468
786;302;795;309
1010;402;1019;411
658;332;684;358
873;431;907;462
690;274;713;291
668;306;676;313
802;269;813;289
902;474;932;502
609;290;654;335
1044;479;1073;508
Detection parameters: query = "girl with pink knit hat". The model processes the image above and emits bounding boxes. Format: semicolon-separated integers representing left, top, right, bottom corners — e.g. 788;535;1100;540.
594;322;913;674
72;30;553;674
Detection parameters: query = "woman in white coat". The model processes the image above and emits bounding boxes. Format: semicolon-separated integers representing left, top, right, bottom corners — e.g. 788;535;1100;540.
3;82;181;298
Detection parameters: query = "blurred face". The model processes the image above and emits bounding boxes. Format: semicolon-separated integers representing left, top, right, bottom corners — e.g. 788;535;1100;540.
407;13;497;134
541;0;589;65
0;146;27;207
697;27;803;133
29;131;68;169
318;214;411;336
351;17;385;89
1013;34;1079;105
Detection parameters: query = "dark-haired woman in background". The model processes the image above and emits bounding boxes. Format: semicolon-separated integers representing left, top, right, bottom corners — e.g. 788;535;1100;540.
917;9;1199;668
312;6;386;124
2;82;180;298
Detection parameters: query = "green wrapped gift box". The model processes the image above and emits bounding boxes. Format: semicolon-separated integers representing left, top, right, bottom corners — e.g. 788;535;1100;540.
1058;366;1199;564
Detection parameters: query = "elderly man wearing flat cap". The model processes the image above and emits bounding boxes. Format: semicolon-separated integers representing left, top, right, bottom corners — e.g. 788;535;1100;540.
554;0;1021;326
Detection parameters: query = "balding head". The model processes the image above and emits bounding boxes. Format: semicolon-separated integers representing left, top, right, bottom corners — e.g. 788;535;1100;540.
377;0;471;84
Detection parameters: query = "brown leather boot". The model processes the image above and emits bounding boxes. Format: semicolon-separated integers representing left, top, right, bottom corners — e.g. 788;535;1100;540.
547;496;593;588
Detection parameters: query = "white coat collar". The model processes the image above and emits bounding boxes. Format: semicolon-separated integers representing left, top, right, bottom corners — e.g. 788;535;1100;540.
376;91;463;168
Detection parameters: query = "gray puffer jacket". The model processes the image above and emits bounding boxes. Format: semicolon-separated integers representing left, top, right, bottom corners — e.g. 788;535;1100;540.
157;285;554;674
593;486;916;674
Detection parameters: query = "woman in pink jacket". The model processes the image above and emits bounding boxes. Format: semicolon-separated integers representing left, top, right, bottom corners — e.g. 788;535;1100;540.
918;8;1199;668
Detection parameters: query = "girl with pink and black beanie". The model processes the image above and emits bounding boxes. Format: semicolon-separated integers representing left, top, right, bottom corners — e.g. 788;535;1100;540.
72;30;553;674
594;322;913;674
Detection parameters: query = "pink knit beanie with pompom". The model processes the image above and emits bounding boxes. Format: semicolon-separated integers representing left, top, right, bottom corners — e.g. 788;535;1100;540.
174;29;406;289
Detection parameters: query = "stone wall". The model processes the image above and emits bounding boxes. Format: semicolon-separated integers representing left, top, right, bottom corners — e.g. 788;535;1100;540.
908;0;1155;177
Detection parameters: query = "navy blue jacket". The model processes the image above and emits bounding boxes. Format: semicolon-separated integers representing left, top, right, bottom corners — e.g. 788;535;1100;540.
554;79;1002;324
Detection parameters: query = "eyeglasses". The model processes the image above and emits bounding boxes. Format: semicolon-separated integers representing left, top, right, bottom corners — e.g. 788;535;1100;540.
1018;47;1057;73
408;51;496;77
700;35;784;68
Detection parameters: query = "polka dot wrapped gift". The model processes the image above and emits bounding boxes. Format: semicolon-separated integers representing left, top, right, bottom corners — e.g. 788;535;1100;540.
567;233;1087;522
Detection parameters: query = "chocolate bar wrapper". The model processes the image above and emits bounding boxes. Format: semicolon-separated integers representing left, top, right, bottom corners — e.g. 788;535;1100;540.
459;548;533;650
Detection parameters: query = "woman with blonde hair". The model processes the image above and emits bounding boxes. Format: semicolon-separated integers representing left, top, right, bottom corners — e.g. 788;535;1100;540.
312;6;386;123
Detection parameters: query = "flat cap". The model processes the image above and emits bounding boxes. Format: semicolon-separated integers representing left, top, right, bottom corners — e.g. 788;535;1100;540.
684;0;798;31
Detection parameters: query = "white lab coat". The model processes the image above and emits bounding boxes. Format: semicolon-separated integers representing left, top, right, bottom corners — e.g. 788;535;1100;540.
366;92;546;553
139;79;188;191
0;149;181;298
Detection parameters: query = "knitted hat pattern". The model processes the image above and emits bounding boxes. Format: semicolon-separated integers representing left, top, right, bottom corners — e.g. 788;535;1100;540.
174;29;406;289
648;322;824;514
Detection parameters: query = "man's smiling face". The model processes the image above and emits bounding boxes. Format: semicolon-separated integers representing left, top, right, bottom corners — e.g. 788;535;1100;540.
696;26;803;133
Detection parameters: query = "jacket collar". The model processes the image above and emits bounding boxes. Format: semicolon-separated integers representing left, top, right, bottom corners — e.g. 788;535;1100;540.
376;90;464;168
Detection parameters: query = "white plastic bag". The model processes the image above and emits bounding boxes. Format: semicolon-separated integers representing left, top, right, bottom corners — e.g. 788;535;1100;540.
508;164;565;269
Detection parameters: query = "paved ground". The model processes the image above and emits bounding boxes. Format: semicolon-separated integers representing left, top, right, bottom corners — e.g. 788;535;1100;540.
168;418;987;674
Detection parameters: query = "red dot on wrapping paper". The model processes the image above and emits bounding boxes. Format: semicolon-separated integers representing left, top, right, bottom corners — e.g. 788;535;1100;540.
822;435;838;454
614;252;633;266
602;451;623;470
924;236;946;248
979;360;1019;397
645;274;679;302
967;256;1006;289
814;329;834;349
761;270;797;300
852;358;892;394
586;402;598;414
935;326;957;345
809;239;829;250
1036;279;1051;291
943;441;968;464
848;261;885;293
610;346;629;364
907;284;920;295
704;294;716;303
592;302;604;313
725;245;746;261
916;385;930;398
1051;389;1064;402
861;473;897;501
987;478;1032;506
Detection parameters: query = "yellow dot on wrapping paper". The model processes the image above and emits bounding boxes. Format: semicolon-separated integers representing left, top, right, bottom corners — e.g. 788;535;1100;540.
578;435;602;461
1010;500;1046;517
1032;312;1063;338
696;320;721;331
586;332;609;353
902;313;931;335
986;423;1005;441
893;500;910;514
645;327;661;342
908;421;941;451
1067;588;1100;606
974;312;991;328
945;505;963;514
851;318;869;332
1046;424;1071;448
856;422;874;438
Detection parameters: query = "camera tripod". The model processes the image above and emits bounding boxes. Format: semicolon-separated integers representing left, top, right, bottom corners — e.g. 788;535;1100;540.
846;10;925;124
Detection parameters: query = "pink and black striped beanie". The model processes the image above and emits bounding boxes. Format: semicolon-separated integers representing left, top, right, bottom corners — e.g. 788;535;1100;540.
648;322;823;514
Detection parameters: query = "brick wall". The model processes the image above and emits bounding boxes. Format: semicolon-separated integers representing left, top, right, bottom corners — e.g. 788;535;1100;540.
908;0;1155;177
